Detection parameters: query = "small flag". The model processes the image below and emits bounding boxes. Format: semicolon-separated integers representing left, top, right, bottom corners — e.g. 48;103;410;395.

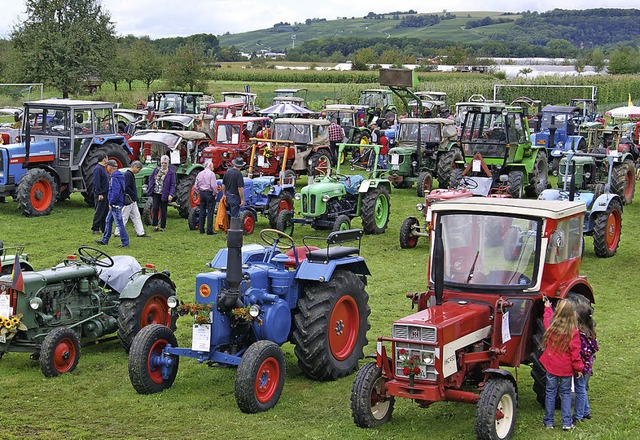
629;93;633;107
10;258;24;292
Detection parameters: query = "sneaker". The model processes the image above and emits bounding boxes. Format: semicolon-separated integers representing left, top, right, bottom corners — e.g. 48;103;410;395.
573;418;583;424
583;414;591;420
153;226;159;232
543;425;554;429
159;228;164;232
137;234;150;238
94;240;107;245
562;424;575;431
92;230;102;235
206;231;216;235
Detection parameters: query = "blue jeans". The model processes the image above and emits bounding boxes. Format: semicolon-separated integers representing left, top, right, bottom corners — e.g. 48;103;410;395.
574;374;590;420
543;372;573;427
226;193;241;218
102;206;129;246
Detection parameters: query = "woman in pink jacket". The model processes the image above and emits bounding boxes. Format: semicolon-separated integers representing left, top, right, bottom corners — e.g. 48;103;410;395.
540;298;584;431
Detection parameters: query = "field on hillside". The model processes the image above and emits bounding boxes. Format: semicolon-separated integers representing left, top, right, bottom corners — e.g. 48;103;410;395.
1;168;639;439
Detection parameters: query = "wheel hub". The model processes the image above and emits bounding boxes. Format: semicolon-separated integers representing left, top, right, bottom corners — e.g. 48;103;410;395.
34;189;43;200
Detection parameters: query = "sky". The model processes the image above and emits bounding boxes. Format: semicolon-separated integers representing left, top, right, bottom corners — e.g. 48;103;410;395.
1;0;638;39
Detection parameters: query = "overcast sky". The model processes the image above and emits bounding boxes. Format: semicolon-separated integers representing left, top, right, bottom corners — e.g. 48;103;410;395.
2;0;638;39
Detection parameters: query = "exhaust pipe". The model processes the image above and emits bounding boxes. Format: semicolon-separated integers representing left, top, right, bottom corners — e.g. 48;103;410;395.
217;216;244;312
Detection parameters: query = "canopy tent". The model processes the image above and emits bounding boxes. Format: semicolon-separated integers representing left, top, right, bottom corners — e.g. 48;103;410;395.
258;102;315;115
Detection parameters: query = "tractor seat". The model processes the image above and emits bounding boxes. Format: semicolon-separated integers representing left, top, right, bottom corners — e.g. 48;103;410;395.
303;229;364;263
306;246;360;262
284;246;319;268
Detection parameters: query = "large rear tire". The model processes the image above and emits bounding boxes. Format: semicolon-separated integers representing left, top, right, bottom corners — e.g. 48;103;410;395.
17;168;58;216
235;341;286;413
525;150;548;198
611;159;635;205
175;172;197;218
308;150;333;177
82;143;131;205
437;147;463;189
267;193;293;228
507;170;524;199
117;278;177;352
293;270;370;380
475;378;517;440
361;187;390;234
128;324;179;394
350;362;395;428
39;327;80;377
593;198;622;258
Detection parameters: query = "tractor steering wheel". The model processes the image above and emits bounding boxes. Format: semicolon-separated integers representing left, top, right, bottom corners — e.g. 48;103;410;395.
78;246;115;268
459;177;478;190
260;228;295;250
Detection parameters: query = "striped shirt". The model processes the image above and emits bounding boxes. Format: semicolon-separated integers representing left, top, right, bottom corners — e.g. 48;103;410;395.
194;168;218;193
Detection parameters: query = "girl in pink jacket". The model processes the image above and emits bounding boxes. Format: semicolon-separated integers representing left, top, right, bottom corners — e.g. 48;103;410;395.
540;298;584;431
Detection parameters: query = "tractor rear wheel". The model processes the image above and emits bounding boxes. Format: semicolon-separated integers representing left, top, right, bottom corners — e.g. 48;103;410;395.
40;327;80;377
82;143;130;205
399;216;420;249
275;209;294;236
351;362;395;428
475;378;517;440
308;151;333;177
332;214;351;232
267;193;293;228
416;171;433;197
142;198;153;226
437;147;463;190
293;270;370;381
235;340;286;413
117;278;177;353
525;150;549;198
361;187;390;234
175;172;197;218
530;316;548;407
187;206;200;231
593;198;622;258
611;159;635;205
128;324;179;394
240;210;256;235
507;170;524;199
17;168;58;216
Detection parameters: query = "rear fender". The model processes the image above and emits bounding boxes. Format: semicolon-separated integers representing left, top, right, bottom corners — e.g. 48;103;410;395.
91;135;133;154
591;194;622;214
118;272;175;300
295;257;371;282
556;279;595;304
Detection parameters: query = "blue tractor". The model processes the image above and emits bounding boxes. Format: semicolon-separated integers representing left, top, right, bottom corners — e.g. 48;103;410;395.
530;105;587;170
128;218;371;413
0;99;131;216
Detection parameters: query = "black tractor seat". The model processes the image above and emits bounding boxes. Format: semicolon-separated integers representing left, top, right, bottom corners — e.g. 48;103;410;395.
303;229;364;263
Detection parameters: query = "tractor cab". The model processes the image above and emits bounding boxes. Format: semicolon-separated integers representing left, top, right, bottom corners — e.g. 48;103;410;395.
221;92;258;115
150;91;203;115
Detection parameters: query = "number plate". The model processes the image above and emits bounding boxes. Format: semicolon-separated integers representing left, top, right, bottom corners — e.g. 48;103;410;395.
0;334;6;344
391;164;400;170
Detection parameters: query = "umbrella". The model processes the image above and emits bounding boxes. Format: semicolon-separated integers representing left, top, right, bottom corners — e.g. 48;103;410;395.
259;102;315;115
605;105;640;120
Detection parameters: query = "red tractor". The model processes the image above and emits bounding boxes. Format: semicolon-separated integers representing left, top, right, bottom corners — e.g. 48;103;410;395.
352;197;594;440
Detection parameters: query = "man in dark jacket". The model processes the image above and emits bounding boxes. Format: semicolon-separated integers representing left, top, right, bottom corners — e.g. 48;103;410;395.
222;157;245;218
95;160;130;247
115;161;148;238
91;154;109;234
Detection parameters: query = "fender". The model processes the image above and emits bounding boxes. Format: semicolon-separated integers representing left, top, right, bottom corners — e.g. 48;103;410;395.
556;277;595;304
296;256;371;282
590;194;622;214
91;135;133;155
119;271;175;300
565;135;584;151
483;368;518;394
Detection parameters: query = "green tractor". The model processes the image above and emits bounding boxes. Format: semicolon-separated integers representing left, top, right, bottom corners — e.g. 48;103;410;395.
387;117;460;196
0;242;34;275
275;143;391;235
454;102;548;199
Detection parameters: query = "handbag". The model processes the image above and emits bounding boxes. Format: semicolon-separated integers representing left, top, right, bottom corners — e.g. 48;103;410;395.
124;194;134;206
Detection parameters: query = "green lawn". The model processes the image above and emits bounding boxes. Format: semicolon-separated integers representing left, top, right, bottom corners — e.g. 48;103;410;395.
1;172;639;439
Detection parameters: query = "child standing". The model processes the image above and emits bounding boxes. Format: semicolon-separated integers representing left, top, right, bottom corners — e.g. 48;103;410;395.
540;298;584;431
574;302;599;423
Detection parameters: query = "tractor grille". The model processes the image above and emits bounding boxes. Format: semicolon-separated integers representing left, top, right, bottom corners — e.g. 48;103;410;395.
309;194;316;214
301;194;308;212
393;324;437;343
394;342;438;382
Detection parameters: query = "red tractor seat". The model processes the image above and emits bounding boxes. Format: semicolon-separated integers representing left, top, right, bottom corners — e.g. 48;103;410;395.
284;246;319;268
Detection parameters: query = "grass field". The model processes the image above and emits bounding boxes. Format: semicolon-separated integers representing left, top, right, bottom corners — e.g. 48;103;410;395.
1;168;639;439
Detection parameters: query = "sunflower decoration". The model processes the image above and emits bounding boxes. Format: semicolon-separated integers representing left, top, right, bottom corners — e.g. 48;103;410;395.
262;145;272;159
178;303;213;324
0;313;27;341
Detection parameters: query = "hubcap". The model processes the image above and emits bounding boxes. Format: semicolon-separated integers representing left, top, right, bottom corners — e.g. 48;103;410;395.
30;178;53;211
141;296;170;328
53;338;76;373
374;195;389;227
329;296;359;360
494;393;514;438
606;210;621;250
255;357;279;403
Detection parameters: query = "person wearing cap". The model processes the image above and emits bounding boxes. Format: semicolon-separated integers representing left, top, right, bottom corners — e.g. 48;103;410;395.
222;157;245;218
147;155;176;232
194;160;218;235
91;154;109;234
95;160;129;248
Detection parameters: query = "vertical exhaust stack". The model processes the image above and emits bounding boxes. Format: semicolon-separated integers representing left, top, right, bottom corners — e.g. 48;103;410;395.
217;216;244;312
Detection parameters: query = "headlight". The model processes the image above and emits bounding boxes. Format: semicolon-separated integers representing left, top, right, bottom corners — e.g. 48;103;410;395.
222;152;229;158
167;295;179;309
416;203;424;211
29;297;43;310
397;350;407;362
422;352;435;365
248;304;260;318
294;193;301;200
142;184;148;192
584;172;591;179
321;194;330;202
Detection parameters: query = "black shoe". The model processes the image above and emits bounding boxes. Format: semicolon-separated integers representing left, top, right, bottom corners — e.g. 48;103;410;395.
94;240;107;245
207;231;216;235
200;231;205;234
583;414;591;420
92;230;102;235
137;234;150;238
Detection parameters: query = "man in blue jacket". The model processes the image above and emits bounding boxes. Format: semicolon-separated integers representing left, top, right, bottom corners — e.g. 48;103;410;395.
91;154;109;234
95;160;130;248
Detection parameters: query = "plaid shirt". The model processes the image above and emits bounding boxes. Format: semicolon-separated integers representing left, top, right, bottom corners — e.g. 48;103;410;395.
328;122;345;142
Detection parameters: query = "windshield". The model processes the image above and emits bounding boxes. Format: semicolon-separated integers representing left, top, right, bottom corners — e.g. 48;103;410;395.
398;123;441;143
273;123;311;143
215;123;241;144
438;213;540;288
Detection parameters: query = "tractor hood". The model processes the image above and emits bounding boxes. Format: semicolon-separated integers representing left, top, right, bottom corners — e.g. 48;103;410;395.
389;145;417;154
300;180;346;198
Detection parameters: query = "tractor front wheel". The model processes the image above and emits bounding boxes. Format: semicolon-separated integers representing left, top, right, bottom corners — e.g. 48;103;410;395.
175;172;198;218
293;270;370;380
416;171;433;197
475;378;517;440
332;214;351;232
399;216;420;249
117;278;177;352
275;209;294;236
235;340;286;413
525;150;549;198
351;362;395;428
437;147;463;189
187;206;200;231
17;168;58;216
361;187;390;234
593;198;622;258
40;327;80;377
507;170;524;199
267;193;293;228
240;210;256;235
142;198;153;226
128;324;179;394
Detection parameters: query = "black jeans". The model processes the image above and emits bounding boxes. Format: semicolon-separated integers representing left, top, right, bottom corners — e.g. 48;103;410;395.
151;193;168;229
92;195;109;232
199;191;215;233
